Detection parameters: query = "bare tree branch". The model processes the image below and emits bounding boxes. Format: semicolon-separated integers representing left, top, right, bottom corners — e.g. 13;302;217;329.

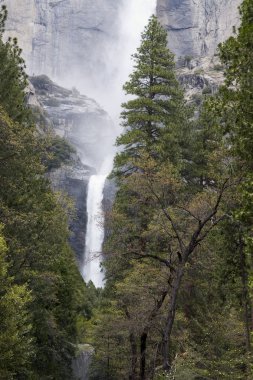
196;215;227;245
185;179;229;259
146;178;185;253
0;153;16;161
130;251;175;271
175;204;201;222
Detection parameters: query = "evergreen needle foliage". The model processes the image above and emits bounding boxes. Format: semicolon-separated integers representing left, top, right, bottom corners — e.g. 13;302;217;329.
88;7;253;380
114;15;191;176
0;6;92;379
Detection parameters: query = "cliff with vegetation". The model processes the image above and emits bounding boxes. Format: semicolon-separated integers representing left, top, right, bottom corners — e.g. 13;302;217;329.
27;74;115;261
87;4;253;378
0;7;93;377
1;1;253;379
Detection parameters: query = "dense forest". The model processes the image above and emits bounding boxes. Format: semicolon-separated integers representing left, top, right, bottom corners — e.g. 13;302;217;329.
86;1;253;379
0;0;252;379
0;5;95;379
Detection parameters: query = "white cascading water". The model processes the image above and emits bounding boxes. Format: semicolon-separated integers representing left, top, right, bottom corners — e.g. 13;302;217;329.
82;156;114;287
82;0;157;287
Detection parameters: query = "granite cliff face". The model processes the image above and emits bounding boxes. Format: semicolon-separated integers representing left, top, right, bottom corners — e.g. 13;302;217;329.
156;0;241;102
157;0;241;58
4;0;241;67
4;0;122;85
4;0;242;102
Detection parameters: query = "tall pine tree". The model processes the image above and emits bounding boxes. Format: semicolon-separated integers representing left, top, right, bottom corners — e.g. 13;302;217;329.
114;15;190;176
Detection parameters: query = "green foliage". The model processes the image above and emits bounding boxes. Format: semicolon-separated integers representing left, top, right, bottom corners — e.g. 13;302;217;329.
0;6;29;123
213;64;224;71
184;55;193;69
0;4;7;34
202;85;212;95
0;228;34;379
91;6;253;380
114;15;191;176
172;228;250;379
88;305;129;380
44;135;75;170
213;0;253;185
191;93;202;106
0;104;85;378
217;0;253;227
211;0;253;353
0;8;89;378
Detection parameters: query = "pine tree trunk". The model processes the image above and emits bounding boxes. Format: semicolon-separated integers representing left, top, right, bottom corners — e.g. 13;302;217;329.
239;237;251;352
162;265;184;370
129;333;138;380
140;331;148;380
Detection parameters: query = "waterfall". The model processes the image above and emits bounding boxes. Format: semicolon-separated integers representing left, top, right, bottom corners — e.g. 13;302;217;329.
82;0;157;287
82;156;114;287
82;175;107;287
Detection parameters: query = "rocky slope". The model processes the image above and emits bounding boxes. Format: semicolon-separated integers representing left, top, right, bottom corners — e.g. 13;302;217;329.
29;75;115;169
27;75;115;262
156;0;242;101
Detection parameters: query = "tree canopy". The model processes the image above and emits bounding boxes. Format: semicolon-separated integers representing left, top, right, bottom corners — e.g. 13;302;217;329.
87;7;253;380
0;5;93;379
1;2;253;379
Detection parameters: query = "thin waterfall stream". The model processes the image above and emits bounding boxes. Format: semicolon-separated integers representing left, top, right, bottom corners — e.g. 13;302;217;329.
82;174;107;288
81;0;157;288
82;156;114;287
82;154;113;288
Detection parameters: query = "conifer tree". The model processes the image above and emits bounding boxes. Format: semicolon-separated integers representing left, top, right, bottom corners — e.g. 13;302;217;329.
114;15;190;175
0;5;29;123
218;0;253;165
90;4;252;380
210;0;253;360
104;15;235;378
0;228;34;379
0;6;89;378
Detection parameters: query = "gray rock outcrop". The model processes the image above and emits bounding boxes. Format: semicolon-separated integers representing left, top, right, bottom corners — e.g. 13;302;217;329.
72;344;94;380
156;0;242;102
27;75;115;262
4;0;241;67
3;0;123;90
4;0;242;105
157;0;241;58
48;161;92;264
30;75;115;169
